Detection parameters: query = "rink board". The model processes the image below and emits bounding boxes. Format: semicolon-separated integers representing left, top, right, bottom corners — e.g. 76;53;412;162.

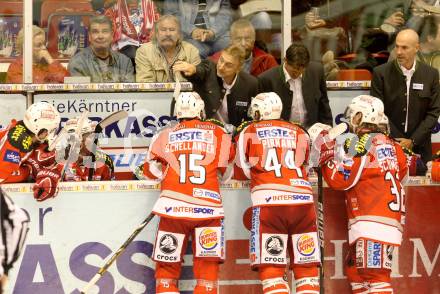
2;181;440;294
0;89;438;179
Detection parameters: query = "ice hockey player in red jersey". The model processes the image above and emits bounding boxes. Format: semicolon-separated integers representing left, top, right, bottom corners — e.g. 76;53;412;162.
0;101;62;201
143;92;234;294
319;95;408;294
61;117;115;181
235;92;320;294
0;101;60;291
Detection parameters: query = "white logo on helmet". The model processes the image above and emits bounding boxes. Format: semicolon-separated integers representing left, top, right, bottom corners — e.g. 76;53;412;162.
250;92;283;120
345;95;384;128
23;102;60;139
175;92;205;119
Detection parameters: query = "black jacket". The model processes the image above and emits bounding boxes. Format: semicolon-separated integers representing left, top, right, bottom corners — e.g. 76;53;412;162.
371;60;440;162
258;62;333;127
186;59;259;127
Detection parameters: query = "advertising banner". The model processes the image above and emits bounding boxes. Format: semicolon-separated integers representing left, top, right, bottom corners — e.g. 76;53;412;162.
0;94;27;129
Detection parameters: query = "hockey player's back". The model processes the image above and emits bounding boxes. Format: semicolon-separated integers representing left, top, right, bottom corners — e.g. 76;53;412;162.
237;119;313;207
323;132;408;245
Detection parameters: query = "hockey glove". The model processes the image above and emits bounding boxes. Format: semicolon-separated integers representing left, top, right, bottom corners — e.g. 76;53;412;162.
33;167;61;201
24;146;56;179
316;130;336;166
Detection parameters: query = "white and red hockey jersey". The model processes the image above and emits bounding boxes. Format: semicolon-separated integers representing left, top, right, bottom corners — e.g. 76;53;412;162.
145;119;234;220
235;119;313;207
0;120;37;183
322;132;408;246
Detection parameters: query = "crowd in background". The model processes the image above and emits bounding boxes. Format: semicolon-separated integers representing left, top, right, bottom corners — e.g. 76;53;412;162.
3;0;440;83
0;0;439;171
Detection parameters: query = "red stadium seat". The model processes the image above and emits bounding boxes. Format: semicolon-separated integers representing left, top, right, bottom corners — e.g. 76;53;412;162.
40;0;93;28
337;53;357;63
336;69;372;81
0;1;22;15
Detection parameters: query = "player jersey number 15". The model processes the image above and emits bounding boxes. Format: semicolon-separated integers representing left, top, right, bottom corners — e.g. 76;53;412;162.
178;154;206;184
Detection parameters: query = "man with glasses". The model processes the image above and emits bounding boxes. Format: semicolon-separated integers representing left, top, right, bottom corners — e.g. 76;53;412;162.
68;15;135;83
173;44;258;127
209;19;278;77
258;42;333;128
136;15;201;83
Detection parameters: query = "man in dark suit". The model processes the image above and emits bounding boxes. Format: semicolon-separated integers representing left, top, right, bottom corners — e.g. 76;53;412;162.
371;29;440;165
173;45;259;127
258;42;333;128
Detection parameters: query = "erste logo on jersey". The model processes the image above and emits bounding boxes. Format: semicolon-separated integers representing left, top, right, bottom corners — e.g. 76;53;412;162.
297;234;316;256
4;150;20;164
256;127;296;140
199;228;218;250
376;144;399;172
169;128;214;143
376;144;396;161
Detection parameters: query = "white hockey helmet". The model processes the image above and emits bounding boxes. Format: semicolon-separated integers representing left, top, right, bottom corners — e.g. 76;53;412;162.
65;117;97;135
23;101;60;139
344;95;384;129
174;92;205;119
248;92;283;120
378;113;390;133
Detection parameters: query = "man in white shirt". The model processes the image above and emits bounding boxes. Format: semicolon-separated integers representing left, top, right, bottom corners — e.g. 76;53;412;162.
258;42;333;129
173;44;259;127
371;29;440;168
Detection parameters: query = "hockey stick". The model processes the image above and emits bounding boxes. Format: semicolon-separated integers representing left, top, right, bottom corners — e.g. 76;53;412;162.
169;73;182;116
317;169;325;294
80;213;155;294
316;123;348;294
59;111;89;180
87;110;129;180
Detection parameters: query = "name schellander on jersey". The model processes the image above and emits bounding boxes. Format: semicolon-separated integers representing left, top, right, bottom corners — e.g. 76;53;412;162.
149;119;234;220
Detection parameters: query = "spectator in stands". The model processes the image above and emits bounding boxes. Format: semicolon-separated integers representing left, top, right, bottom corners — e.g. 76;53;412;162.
209;19;278;77
135;15;201;82
258;42;333;128
6;26;69;84
414;15;440;74
103;0;160;67
371;29;440;167
173;45;258;127
164;0;233;58
68;15;135;83
389;14;440;74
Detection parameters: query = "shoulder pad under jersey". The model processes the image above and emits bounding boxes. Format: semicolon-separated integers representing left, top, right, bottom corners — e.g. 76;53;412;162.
344;133;371;157
235;120;253;135
204;118;225;128
288;121;309;137
7;124;33;153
